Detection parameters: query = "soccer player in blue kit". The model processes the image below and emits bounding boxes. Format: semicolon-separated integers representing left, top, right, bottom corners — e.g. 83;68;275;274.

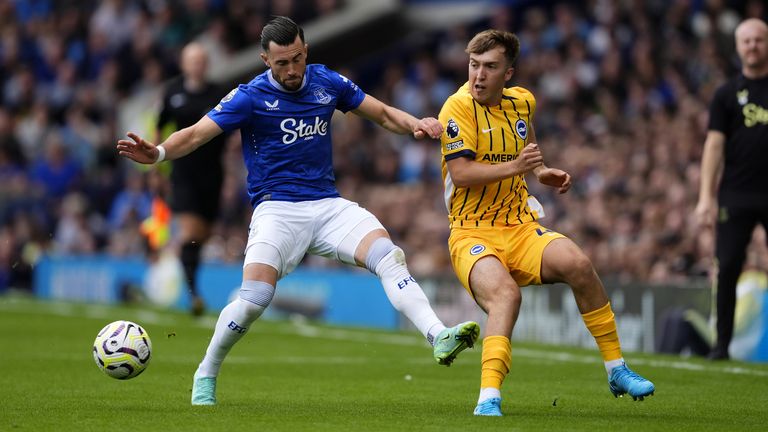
117;16;479;406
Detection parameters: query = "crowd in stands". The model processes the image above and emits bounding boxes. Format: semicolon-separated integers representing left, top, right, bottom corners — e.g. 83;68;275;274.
1;0;767;292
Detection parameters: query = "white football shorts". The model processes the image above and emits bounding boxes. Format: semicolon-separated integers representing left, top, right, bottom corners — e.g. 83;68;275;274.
243;197;385;279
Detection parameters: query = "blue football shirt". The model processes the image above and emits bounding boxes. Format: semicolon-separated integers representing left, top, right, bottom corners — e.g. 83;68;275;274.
207;64;366;207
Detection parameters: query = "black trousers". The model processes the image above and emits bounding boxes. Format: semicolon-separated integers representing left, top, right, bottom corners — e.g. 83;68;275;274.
713;205;768;354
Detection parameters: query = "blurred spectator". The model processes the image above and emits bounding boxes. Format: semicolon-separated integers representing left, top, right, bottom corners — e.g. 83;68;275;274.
16;101;53;160
53;192;97;254
29;132;82;201
107;169;152;231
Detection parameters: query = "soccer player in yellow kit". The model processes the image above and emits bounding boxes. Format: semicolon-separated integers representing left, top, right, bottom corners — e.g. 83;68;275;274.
438;29;655;416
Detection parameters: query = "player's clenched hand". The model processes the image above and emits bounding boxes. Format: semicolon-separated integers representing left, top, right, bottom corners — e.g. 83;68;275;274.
694;199;716;230
117;132;160;165
514;143;543;173
413;117;443;140
537;167;572;194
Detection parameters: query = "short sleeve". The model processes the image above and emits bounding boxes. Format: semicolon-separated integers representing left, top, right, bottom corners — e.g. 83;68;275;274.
439;94;477;161
527;91;537;122
156;90;171;130
708;83;729;133
207;85;252;132
330;71;365;112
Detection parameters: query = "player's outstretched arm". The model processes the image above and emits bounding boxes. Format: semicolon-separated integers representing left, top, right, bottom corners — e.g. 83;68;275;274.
352;94;443;139
117;116;223;164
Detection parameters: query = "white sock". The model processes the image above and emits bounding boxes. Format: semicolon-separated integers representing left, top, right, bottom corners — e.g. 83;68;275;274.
374;248;443;341
478;387;501;403
196;297;266;377
604;358;625;375
426;323;447;347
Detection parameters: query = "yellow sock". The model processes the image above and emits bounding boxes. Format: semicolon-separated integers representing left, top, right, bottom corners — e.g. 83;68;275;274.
480;336;511;390
582;302;623;362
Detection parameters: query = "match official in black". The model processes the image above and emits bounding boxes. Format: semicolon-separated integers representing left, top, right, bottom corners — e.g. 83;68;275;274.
156;42;227;316
695;18;768;360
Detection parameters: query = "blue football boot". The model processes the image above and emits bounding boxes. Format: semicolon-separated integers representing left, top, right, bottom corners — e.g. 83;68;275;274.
608;364;655;401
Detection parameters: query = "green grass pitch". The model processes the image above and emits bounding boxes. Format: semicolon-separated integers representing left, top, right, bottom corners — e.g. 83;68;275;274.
2;296;767;431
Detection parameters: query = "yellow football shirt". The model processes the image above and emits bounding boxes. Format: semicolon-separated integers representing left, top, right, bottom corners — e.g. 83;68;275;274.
439;82;544;228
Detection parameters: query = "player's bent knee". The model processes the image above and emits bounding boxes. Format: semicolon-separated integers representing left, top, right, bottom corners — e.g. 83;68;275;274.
364;237;404;274
494;283;522;310
238;280;275;320
364;238;421;313
568;253;597;284
507;286;522;308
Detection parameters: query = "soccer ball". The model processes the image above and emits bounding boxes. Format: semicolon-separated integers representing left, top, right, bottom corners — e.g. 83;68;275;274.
92;320;152;379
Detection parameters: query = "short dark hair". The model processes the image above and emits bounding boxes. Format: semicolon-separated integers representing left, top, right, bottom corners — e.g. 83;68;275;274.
465;30;520;66
261;16;305;51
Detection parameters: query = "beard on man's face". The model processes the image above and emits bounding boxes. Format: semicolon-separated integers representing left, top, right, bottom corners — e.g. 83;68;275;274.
275;73;303;91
